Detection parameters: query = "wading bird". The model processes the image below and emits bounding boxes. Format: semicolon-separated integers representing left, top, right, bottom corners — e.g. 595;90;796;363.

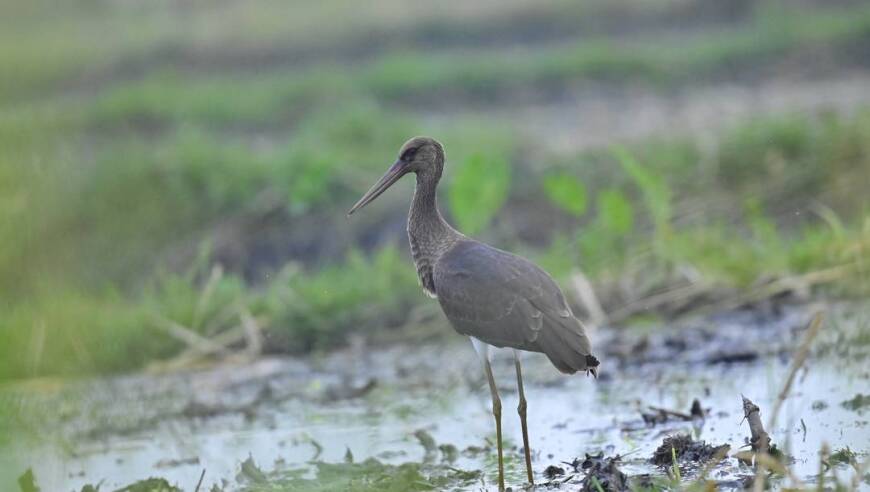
348;137;599;491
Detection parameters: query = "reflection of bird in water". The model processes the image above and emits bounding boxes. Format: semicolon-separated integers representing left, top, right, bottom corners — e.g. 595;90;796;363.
348;136;599;491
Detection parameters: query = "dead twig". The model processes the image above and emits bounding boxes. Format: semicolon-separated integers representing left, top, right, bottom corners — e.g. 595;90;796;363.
648;406;693;421
741;396;770;458
148;324;246;372
152;314;231;358
193;469;206;492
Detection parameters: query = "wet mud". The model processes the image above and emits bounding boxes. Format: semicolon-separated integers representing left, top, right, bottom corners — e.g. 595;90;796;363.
2;303;868;490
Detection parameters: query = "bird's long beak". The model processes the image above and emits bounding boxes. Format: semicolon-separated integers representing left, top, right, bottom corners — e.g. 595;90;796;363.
347;160;407;216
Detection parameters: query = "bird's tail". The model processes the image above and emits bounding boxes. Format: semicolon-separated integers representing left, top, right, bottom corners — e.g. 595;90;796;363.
537;313;600;376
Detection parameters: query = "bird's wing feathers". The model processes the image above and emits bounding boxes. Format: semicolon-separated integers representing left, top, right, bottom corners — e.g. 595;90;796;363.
433;240;598;374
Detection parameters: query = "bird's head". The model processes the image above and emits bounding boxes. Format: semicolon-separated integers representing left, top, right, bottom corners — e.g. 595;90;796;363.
347;136;444;216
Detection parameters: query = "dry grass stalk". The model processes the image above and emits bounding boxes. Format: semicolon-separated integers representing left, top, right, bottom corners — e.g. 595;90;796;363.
751;312;825;492
706;265;856;316
240;307;264;358
606;280;710;323
152;314;231;358
192;264;224;331
570;269;608;327
769;312;824;430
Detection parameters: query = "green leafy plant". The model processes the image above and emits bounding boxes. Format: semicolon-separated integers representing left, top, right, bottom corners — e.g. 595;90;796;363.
448;152;511;234
597;189;634;235
613;146;672;239
544;173;588;217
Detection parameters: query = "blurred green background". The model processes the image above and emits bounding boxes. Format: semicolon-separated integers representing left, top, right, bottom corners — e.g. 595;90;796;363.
1;0;869;381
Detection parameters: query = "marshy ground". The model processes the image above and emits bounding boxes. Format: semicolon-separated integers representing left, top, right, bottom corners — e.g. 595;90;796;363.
2;1;870;490
5;303;868;490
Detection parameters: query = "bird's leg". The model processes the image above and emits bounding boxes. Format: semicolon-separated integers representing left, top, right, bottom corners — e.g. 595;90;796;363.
483;357;505;492
514;351;534;485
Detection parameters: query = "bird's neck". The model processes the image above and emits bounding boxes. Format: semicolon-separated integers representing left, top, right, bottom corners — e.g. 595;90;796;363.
408;172;459;283
410;173;455;240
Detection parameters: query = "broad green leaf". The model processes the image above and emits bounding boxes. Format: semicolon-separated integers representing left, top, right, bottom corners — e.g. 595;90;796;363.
543;173;587;217
448;153;511;234
597;189;634;235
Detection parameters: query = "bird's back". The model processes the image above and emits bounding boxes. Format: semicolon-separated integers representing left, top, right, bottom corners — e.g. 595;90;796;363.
433;239;599;374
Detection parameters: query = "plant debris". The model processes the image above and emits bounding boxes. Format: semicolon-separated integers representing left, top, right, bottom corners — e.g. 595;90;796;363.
17;469;39;492
115;478;182;492
544;464;565;479
841;394;870;413
236;458;481;491
578;453;628;492
413;429;437;454
154;456;200;468
641;398;707;425
461;445;487;458
438;443;458;463
237;456;268;484
741;396;771;457
828;447;858;467
650;434;729;468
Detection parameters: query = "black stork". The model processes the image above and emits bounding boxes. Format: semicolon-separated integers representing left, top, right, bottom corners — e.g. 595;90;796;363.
348;136;599;491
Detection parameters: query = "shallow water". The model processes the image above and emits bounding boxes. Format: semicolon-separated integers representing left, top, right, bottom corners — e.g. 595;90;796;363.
3;305;869;491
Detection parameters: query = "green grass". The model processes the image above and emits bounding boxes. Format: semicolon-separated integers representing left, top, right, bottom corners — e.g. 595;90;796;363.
11;0;863;106
261;247;422;353
2;1;870;380
2;108;868;380
539;110;870;282
72;3;870;131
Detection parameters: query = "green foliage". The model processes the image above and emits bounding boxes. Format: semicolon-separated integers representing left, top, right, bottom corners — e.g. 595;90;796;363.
745;198;783;254
613;146;672;239
574;189;636;276
242;458;481;492
715;112;870;213
544;173;588;217
448;152;511;234
263;247;421;353
660;219;869;288
717;116;816;190
53;458;482;492
0;288;152;378
115;478;182;492
17;469;39;492
597;189;634;235
2;0;870;381
40;3;867;131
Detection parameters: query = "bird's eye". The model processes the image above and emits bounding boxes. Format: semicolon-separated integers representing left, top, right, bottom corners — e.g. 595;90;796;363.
401;148;417;161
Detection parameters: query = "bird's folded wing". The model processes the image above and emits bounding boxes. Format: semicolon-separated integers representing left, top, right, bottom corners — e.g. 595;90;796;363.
432;241;595;374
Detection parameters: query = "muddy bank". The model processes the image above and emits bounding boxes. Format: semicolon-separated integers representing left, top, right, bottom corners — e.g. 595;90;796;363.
2;302;868;490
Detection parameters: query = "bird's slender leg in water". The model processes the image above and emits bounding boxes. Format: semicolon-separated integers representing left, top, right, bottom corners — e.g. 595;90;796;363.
483;356;505;492
514;350;533;485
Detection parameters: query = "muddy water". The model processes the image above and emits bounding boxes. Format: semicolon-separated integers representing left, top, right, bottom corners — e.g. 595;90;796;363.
2;304;868;491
